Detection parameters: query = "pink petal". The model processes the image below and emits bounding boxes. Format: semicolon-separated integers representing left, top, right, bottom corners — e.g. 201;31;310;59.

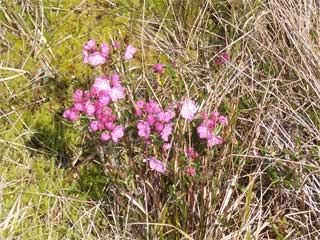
180;99;198;120
87;52;106;66
148;157;166;173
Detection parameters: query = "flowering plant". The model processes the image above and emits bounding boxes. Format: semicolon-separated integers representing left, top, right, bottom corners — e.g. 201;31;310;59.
63;39;228;176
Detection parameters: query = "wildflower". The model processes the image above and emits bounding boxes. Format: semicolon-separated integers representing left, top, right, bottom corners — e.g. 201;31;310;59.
73;102;84;112
111;125;125;142
100;42;109;57
148;157;166;173
160;123;173;142
207;135;223;147
87;51;106;66
136;100;145;109
73;89;83;102
100;132;111;141
89;121;99;132
123;45;136;60
180;99;198;120
105;122;115;131
145;100;161;114
163;143;172;151
110;73;120;86
82;40;109;67
135;109;143;117
63;109;79;122
202;113;209;120
92;76;111;94
84;101;95;116
83;40;97;51
186;167;196;177
110;85;126;102
197;124;210;139
185;147;199;159
135;100;145;116
218;115;228;125
172;60;177;68
137;121;151;140
215;52;230;65
96;94;111;108
113;42;120;49
146;114;157;126
155;122;164;132
152;63;164;74
158;110;175;123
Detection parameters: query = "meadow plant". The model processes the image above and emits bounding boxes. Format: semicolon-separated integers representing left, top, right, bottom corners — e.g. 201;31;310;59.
63;39;228;176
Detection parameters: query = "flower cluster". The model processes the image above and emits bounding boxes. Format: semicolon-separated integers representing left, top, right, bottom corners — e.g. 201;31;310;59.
82;39;137;67
197;112;227;147
63;74;126;143
83;40;109;67
64;40;229;175
135;100;176;144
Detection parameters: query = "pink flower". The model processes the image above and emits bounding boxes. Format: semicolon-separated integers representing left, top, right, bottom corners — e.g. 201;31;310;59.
123;45;136;60
146;114;157;126
137;121;151;140
218;115;228;125
211;111;219;121
73;89;83;102
135;101;145;116
113;42;120;49
207;135;223;147
92;76;110;93
152;63;164;73
87;52;106;66
84;102;95;116
96;95;111;108
82;40;108;67
83;40;97;51
105;122;115;131
163;143;172;151
89;121;99;132
172;60;177;68
155;122;164;132
186;167;196;177
158;110;175;123
63;109;79;122
180;99;198;120
148;157;166;173
145;100;160;114
202;113;209;120
110;85;126;102
63;109;71;118
135;109;143;117
185;147;199;159
100;42;109;57
111;125;125;142
136;100;145;109
197;124;211;139
110;73;120;86
215;52;230;65
100;132;111;141
161;123;173;142
73;103;84;111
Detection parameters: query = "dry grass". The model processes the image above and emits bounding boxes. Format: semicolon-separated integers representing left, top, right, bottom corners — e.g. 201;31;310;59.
135;0;320;238
0;0;320;239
